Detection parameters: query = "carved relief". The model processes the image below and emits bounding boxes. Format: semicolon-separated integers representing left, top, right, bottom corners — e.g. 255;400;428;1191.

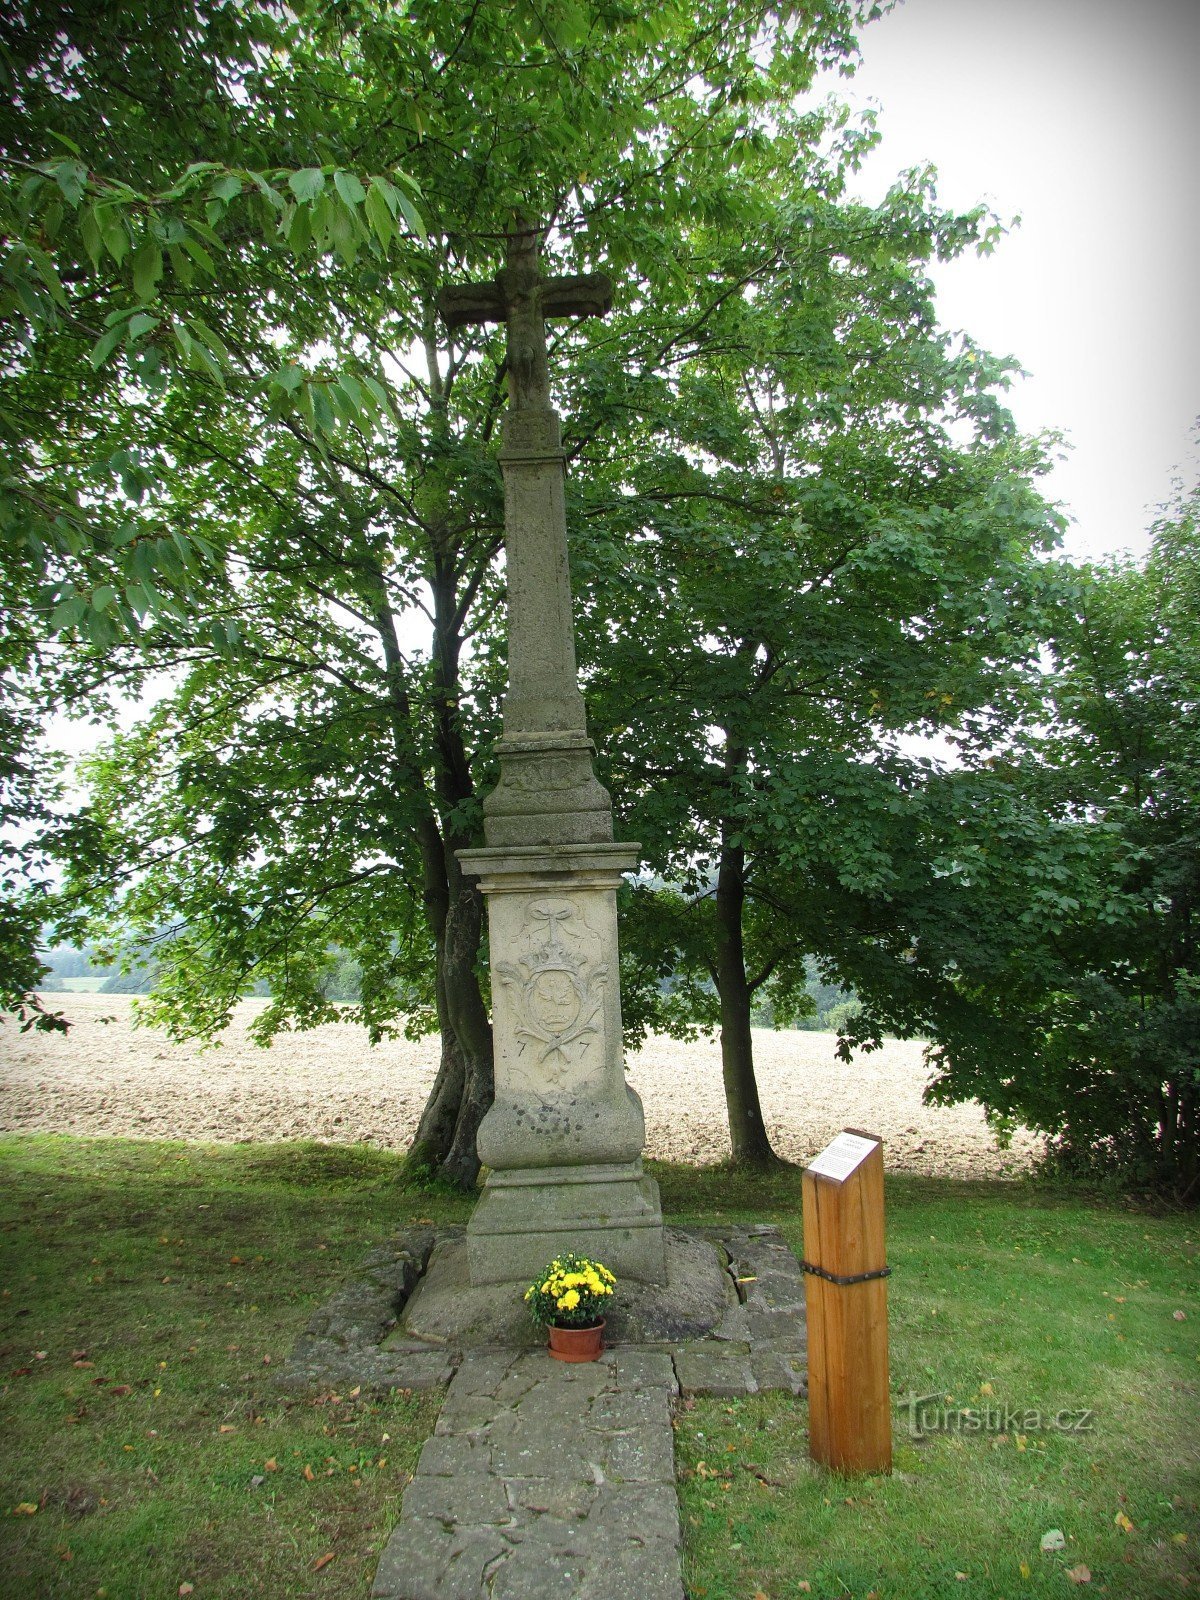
504;755;586;793
495;897;606;1079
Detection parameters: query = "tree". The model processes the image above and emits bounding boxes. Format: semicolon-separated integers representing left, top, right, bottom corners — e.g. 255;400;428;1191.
577;171;1062;1163
8;1;875;1180
758;482;1200;1197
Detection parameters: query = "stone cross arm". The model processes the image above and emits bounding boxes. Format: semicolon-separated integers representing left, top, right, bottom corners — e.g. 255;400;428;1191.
437;271;612;331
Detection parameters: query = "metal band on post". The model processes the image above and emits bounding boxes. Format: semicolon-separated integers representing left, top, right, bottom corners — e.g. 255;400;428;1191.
802;1261;892;1287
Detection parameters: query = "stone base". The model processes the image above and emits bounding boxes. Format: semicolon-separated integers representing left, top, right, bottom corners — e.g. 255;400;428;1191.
466;1160;667;1286
391;1229;731;1350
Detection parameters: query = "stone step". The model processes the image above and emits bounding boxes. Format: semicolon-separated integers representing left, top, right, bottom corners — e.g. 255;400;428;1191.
372;1347;685;1600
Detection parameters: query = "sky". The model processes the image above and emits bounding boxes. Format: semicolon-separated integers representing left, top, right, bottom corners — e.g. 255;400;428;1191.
830;0;1200;562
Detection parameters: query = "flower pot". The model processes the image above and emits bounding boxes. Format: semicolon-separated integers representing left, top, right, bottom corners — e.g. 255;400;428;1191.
547;1318;606;1362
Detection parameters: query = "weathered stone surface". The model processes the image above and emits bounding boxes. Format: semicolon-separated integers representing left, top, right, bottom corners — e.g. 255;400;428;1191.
673;1347;759;1399
750;1350;807;1396
374;1348;683;1600
371;1523;512;1600
445;228;667;1289
610;1348;678;1391
359;1224;809;1599
458;852;668;1287
398;1228;731;1352
401;1473;513;1528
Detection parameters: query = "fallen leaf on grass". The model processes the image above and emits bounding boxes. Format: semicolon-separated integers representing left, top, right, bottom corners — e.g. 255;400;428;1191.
1020;1561;1031;1579
72;1359;94;1369
1174;1310;1187;1321
1041;1530;1067;1552
1115;1511;1135;1533
1065;1564;1092;1584
303;1464;315;1482
179;1585;194;1596
312;1552;335;1572
264;1458;278;1472
219;1424;237;1434
797;1586;811;1595
12;1503;38;1516
110;1385;132;1397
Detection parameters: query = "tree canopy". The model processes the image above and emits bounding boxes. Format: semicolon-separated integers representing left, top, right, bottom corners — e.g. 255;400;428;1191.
6;0;1193;1195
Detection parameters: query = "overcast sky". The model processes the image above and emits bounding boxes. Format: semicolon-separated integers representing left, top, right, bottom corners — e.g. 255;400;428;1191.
831;0;1200;561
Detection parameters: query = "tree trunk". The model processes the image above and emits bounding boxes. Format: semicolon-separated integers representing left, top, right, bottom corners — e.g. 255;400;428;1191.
437;853;494;1188
372;569;495;1189
408;957;466;1174
713;831;780;1166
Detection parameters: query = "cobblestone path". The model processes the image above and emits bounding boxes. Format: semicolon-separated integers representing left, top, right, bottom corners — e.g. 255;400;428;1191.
371;1347;684;1600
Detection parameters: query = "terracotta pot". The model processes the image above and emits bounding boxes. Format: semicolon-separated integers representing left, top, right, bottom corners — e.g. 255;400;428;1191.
547;1318;606;1363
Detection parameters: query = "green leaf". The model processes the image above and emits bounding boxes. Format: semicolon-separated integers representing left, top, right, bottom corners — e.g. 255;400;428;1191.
51;159;88;208
333;169;366;207
89;324;125;370
48;595;88;630
131;240;163;302
98;208;130;264
179;233;216;275
127;312;159;340
336;373;364;413
92;584;117;612
24;245;67;306
186;316;229;363
188;339;226;389
210;174;243;203
312;384;335;434
288;167;325;204
287;203;312;254
79;207;103;269
392;184;427;242
364;182;395;253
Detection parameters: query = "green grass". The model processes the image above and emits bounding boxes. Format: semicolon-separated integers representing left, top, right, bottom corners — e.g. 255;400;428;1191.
0;1139;1196;1599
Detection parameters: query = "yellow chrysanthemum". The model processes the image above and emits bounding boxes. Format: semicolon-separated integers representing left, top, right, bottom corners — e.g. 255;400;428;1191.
558;1289;581;1311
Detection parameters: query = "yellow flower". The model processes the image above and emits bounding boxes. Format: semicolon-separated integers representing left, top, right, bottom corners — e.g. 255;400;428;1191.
558;1289;581;1311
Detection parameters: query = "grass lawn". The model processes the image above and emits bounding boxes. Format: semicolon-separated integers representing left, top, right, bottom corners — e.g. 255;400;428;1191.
0;1137;1196;1600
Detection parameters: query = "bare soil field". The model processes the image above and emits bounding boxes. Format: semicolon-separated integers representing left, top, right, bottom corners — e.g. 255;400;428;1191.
0;995;1041;1177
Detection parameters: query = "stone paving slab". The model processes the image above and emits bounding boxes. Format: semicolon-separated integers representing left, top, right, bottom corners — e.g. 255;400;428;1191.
281;1224;808;1597
277;1223;806;1401
372;1349;685;1600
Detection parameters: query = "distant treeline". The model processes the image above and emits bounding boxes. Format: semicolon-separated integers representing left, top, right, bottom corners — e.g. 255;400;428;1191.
40;946;856;1027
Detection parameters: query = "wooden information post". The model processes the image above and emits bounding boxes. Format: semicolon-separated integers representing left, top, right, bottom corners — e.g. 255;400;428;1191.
802;1129;892;1475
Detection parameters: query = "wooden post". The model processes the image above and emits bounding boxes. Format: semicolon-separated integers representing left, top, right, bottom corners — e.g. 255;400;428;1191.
802;1128;892;1475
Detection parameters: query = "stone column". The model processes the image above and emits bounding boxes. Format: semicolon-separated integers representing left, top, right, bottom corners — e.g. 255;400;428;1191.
459;402;666;1288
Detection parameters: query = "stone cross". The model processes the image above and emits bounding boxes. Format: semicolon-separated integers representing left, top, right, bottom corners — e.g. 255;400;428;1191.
438;225;611;751
443;221;667;1287
439;224;611;413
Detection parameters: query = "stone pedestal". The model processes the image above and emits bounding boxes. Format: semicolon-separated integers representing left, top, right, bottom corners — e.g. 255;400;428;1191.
459;844;667;1286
